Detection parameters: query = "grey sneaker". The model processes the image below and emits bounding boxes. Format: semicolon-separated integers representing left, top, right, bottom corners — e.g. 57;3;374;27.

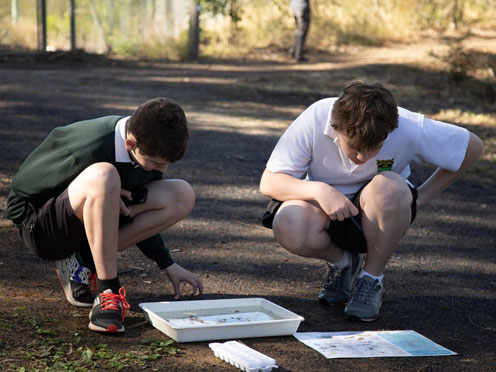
54;253;96;308
344;275;383;322
318;253;364;305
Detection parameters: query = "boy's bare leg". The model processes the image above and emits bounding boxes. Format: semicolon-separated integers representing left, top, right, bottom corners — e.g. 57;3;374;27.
68;163;121;280
272;171;413;273
359;172;412;276
117;179;195;250
272;200;344;262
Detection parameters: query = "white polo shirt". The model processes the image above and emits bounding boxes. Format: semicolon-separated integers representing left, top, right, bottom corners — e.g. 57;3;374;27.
266;98;470;198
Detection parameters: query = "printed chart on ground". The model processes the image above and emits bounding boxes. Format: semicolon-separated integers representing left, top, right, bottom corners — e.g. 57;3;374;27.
294;330;456;359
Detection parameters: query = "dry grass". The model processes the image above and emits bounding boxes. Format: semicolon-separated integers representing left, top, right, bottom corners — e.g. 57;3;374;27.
200;0;496;58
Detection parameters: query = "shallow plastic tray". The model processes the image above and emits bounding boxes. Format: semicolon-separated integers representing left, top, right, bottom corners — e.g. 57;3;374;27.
139;298;304;343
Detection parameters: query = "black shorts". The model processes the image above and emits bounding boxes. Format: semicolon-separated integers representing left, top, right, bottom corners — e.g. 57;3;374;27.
262;183;417;254
19;188;133;266
19;188;89;261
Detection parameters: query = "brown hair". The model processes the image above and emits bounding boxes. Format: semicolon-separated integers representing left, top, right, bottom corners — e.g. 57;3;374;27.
128;97;188;162
331;81;398;150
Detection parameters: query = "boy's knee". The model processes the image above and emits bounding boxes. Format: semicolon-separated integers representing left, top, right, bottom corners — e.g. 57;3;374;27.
84;163;121;193
273;206;307;249
362;172;411;213
153;179;195;215
174;180;195;213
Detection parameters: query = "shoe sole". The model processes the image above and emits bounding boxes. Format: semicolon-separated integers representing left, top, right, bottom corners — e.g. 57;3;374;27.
88;322;125;333
53;261;93;308
318;292;347;306
318;298;345;306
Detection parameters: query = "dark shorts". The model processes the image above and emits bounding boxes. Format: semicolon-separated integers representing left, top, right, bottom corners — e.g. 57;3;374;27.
262;182;418;254
19;189;135;267
19;188;89;261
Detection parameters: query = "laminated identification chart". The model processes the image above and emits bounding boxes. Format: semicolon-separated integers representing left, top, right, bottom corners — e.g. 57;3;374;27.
294;330;456;359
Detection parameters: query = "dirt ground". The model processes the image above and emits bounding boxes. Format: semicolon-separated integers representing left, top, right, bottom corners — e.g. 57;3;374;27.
1;34;495;372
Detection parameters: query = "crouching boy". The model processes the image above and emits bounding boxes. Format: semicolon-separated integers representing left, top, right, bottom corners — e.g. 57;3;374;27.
260;81;482;322
7;98;203;333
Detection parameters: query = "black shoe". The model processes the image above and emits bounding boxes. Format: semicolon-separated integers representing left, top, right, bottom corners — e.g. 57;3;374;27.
88;288;130;333
54;253;96;308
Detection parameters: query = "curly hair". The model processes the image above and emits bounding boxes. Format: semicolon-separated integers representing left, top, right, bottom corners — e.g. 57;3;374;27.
331;81;398;150
128;98;188;162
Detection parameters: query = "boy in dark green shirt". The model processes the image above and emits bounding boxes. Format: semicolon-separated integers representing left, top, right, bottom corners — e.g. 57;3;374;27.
7;98;203;333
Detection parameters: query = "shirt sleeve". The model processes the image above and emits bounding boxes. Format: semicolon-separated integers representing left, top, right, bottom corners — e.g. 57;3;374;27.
136;234;174;269
413;117;470;172
266;107;315;178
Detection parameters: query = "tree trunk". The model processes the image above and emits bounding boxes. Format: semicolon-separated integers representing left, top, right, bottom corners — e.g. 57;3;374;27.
70;0;76;51
37;0;47;52
188;2;200;60
11;0;19;25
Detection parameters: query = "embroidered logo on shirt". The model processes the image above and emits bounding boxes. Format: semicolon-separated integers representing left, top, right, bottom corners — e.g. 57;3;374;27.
377;159;394;173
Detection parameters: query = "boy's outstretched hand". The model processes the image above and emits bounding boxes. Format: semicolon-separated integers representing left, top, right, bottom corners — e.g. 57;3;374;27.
164;263;204;300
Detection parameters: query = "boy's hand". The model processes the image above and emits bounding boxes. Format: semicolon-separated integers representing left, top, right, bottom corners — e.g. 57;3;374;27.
317;184;358;221
164;263;204;300
120;189;132;216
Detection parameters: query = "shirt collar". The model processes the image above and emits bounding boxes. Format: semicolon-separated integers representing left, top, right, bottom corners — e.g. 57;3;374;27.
115;116;132;163
324;108;360;172
323;107;336;140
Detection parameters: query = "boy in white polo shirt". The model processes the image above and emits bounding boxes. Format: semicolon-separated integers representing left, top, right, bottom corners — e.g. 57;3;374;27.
259;81;483;322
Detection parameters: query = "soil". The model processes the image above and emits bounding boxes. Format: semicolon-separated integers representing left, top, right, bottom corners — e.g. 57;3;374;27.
0;35;495;372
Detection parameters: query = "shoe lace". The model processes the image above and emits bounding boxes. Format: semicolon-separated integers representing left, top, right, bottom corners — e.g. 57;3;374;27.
320;264;345;290
100;287;131;322
352;278;379;304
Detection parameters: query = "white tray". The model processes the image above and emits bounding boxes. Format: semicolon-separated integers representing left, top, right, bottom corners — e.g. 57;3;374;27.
139;298;304;343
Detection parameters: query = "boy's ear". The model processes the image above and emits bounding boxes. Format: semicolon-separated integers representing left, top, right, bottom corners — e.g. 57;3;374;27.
125;138;137;151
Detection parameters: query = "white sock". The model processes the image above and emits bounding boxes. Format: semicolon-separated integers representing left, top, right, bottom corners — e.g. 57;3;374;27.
359;269;384;286
331;251;351;269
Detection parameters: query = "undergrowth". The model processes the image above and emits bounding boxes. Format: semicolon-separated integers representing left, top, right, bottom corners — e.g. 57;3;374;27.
0;307;180;372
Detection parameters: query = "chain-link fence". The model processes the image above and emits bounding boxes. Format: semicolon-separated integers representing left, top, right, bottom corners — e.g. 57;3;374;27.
1;1;495;59
1;0;192;57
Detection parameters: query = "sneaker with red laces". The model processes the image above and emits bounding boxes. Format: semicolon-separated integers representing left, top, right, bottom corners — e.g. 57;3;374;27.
54;253;96;308
88;287;130;333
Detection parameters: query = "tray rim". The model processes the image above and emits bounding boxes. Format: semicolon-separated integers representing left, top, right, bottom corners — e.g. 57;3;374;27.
139;297;305;331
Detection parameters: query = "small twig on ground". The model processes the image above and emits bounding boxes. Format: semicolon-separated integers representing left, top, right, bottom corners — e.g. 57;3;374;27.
469;315;496;331
126;319;149;329
416;365;430;372
119;266;145;275
0;359;23;364
234;220;267;230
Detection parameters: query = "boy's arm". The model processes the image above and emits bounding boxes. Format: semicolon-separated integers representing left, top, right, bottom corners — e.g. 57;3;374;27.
260;168;358;220
136;235;203;299
417;132;483;207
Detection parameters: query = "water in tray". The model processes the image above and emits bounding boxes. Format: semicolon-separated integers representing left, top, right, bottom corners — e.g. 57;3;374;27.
158;306;279;328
